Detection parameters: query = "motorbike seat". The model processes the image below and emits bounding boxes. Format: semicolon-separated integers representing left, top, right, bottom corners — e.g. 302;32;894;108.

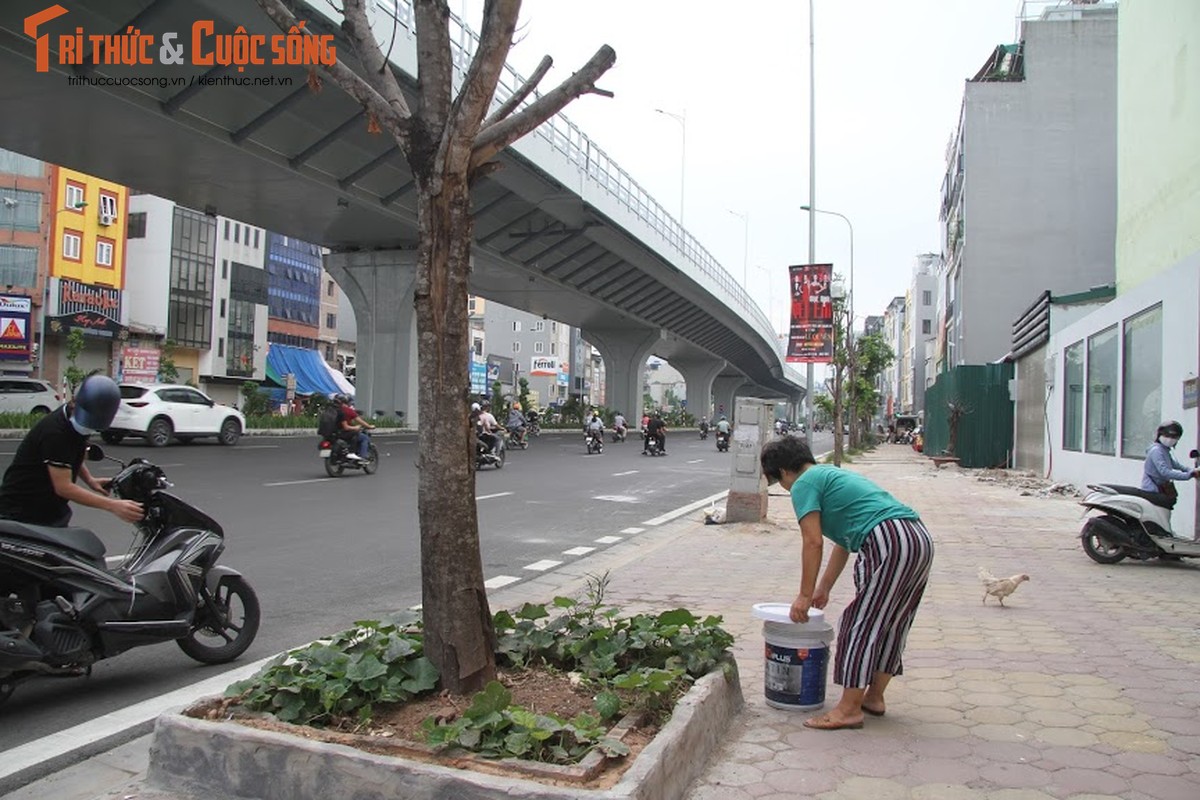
1097;484;1176;510
0;520;106;563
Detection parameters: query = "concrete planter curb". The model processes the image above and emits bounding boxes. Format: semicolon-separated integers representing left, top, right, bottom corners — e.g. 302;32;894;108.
146;661;743;800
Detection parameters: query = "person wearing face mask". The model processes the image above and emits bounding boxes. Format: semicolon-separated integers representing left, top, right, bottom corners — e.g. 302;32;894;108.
0;374;143;527
1140;420;1199;503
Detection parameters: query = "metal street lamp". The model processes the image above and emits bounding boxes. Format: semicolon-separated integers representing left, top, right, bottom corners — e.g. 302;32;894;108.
726;209;749;289
804;0;817;440
654;108;686;227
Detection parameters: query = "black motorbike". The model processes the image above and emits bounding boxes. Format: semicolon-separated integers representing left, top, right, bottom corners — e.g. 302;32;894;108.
586;430;605;455
507;426;529;450
716;430;731;452
0;446;260;706
643;430;665;456
699;422;709;440
318;432;379;477
611;426;627;443
476;432;507;469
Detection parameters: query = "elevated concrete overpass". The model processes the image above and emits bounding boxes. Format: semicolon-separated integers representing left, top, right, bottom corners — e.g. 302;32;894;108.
0;0;805;422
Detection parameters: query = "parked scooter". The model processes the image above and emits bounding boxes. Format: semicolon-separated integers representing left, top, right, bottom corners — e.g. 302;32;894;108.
1079;448;1200;564
0;446;260;706
318;432;379;477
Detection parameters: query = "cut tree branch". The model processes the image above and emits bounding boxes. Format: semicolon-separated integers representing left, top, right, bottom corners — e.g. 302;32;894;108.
414;0;453;140
254;0;412;148
339;0;412;120
481;54;551;128
471;44;615;171
449;0;520;142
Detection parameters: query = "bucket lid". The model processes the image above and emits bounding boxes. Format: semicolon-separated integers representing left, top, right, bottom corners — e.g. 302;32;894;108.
751;603;825;624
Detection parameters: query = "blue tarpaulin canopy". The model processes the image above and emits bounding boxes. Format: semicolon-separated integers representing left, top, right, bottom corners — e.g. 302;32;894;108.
265;344;342;397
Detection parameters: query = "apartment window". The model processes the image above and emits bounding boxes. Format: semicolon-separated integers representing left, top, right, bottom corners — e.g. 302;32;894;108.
224;220;230;240
534;341;544;354
921;319;931;335
0;245;38;288
468;297;477;314
253;229;260;249
326;313;336;328
327;280;336;297
220;298;226;318
95;238;114;267
550;342;557;356
98;193;117;220
512;321;521;332
0;189;41;231
922;290;932;306
222;259;228;279
532;320;545;333
62;230;82;261
233;224;240;244
552;322;558;334
512;341;521;354
64;182;84;211
1085;326;1118;456
217;337;224;358
127;211;147;238
1120;305;1162;459
473;337;483;357
1063;341;1084;452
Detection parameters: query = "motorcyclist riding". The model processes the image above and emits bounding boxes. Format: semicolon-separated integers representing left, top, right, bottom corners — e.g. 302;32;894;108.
585;411;604;439
1142;420;1199;503
613;411;627;437
477;401;501;455
506;402;528;445
644;411;667;455
699;417;710;437
0;374;144;527
716;415;732;436
334;394;374;460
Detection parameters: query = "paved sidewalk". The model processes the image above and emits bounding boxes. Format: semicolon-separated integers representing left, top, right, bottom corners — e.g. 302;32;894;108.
6;446;1200;799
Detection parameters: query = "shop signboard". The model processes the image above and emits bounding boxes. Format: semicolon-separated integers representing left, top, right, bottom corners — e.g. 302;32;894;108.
0;295;32;361
121;346;160;383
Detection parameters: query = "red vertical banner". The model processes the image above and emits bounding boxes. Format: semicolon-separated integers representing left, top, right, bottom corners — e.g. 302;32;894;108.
786;263;834;363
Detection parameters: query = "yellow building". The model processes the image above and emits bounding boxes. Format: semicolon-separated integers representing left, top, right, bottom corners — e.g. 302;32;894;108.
49;166;128;289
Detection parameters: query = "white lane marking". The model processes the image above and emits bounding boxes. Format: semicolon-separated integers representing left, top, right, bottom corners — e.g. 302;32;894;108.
611;470;639;477
642;490;730;527
263;478;336;487
592;494;641;503
236;445;281;450
686;459;704;464
595;536;623;544
620;527;645;535
523;559;562;572
476;492;514;501
0;654;277;784
563;546;595;556
484;575;521;589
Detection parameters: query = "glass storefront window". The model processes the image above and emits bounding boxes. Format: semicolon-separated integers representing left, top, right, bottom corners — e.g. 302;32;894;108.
1085;326;1117;455
1120;305;1162;458
1063;340;1084;451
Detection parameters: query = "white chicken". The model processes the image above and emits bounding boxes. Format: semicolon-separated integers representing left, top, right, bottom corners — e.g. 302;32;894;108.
978;567;1030;607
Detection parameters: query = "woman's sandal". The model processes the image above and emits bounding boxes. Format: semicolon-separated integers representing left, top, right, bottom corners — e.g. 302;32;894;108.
803;713;864;731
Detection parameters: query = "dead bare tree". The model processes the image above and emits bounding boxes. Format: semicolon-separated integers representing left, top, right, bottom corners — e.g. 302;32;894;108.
255;0;615;694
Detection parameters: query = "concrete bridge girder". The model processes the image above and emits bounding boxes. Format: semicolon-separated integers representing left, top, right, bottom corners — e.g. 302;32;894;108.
581;326;661;422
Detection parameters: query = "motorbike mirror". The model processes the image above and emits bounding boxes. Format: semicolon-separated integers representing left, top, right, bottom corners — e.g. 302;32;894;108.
86;444;105;462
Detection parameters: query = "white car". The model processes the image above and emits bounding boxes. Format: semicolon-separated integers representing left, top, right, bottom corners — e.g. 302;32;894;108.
0;377;61;415
107;384;245;447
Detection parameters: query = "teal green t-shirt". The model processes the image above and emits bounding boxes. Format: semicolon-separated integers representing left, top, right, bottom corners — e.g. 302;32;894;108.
789;465;919;552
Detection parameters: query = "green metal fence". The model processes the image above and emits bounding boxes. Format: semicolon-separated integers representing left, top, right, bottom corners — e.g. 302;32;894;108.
923;363;1014;468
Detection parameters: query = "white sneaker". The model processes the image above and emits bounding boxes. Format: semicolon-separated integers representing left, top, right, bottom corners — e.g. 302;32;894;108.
346;453;363;461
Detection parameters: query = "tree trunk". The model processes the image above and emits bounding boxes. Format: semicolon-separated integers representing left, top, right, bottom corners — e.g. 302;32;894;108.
415;173;497;695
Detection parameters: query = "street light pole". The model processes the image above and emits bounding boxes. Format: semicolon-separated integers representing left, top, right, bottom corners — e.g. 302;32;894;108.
805;0;816;442
727;209;749;288
654;108;686;227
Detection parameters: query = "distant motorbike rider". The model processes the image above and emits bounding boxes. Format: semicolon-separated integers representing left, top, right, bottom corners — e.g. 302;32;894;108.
477;401;501;455
0;374;144;527
585;411;604;441
506;402;528;443
716;415;732;436
334;394;374;460
644;412;667;455
1141;420;1199;502
699;417;710;436
613;411;628;438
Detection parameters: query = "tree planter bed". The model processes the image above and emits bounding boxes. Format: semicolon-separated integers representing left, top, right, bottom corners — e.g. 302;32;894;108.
147;661;742;800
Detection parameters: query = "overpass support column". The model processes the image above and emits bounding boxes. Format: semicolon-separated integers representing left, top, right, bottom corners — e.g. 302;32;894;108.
670;357;726;422
582;326;660;421
324;249;420;427
711;374;748;420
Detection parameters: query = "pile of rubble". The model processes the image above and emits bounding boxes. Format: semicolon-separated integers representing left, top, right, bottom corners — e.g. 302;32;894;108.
975;468;1083;498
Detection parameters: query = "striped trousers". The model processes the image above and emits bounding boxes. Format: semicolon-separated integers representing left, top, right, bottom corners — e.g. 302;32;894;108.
834;517;934;688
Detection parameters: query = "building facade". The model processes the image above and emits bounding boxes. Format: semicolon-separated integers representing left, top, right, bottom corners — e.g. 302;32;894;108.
318;268;339;365
0;148;51;378
266;233;322;351
939;4;1118;369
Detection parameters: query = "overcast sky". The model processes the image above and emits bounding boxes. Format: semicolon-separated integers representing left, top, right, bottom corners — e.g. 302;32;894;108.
457;0;1031;337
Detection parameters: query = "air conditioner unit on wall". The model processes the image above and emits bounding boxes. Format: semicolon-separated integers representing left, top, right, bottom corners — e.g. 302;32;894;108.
99;212;115;226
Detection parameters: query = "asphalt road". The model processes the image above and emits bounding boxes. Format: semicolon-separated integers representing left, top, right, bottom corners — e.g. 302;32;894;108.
0;427;827;750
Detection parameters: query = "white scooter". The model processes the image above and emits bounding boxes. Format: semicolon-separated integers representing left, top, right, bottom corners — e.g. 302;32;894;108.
1079;448;1200;564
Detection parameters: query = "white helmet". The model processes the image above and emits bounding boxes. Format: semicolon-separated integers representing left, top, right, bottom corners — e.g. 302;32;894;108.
471;402;481;412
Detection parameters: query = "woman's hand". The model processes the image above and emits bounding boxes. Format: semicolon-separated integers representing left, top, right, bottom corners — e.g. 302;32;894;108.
811;586;830;610
790;593;812;623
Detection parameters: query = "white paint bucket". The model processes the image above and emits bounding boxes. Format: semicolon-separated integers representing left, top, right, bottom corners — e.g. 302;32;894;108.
752;604;834;711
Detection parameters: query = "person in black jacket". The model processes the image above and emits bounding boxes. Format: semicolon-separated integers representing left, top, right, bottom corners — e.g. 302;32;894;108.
0;375;143;527
644;412;667;455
